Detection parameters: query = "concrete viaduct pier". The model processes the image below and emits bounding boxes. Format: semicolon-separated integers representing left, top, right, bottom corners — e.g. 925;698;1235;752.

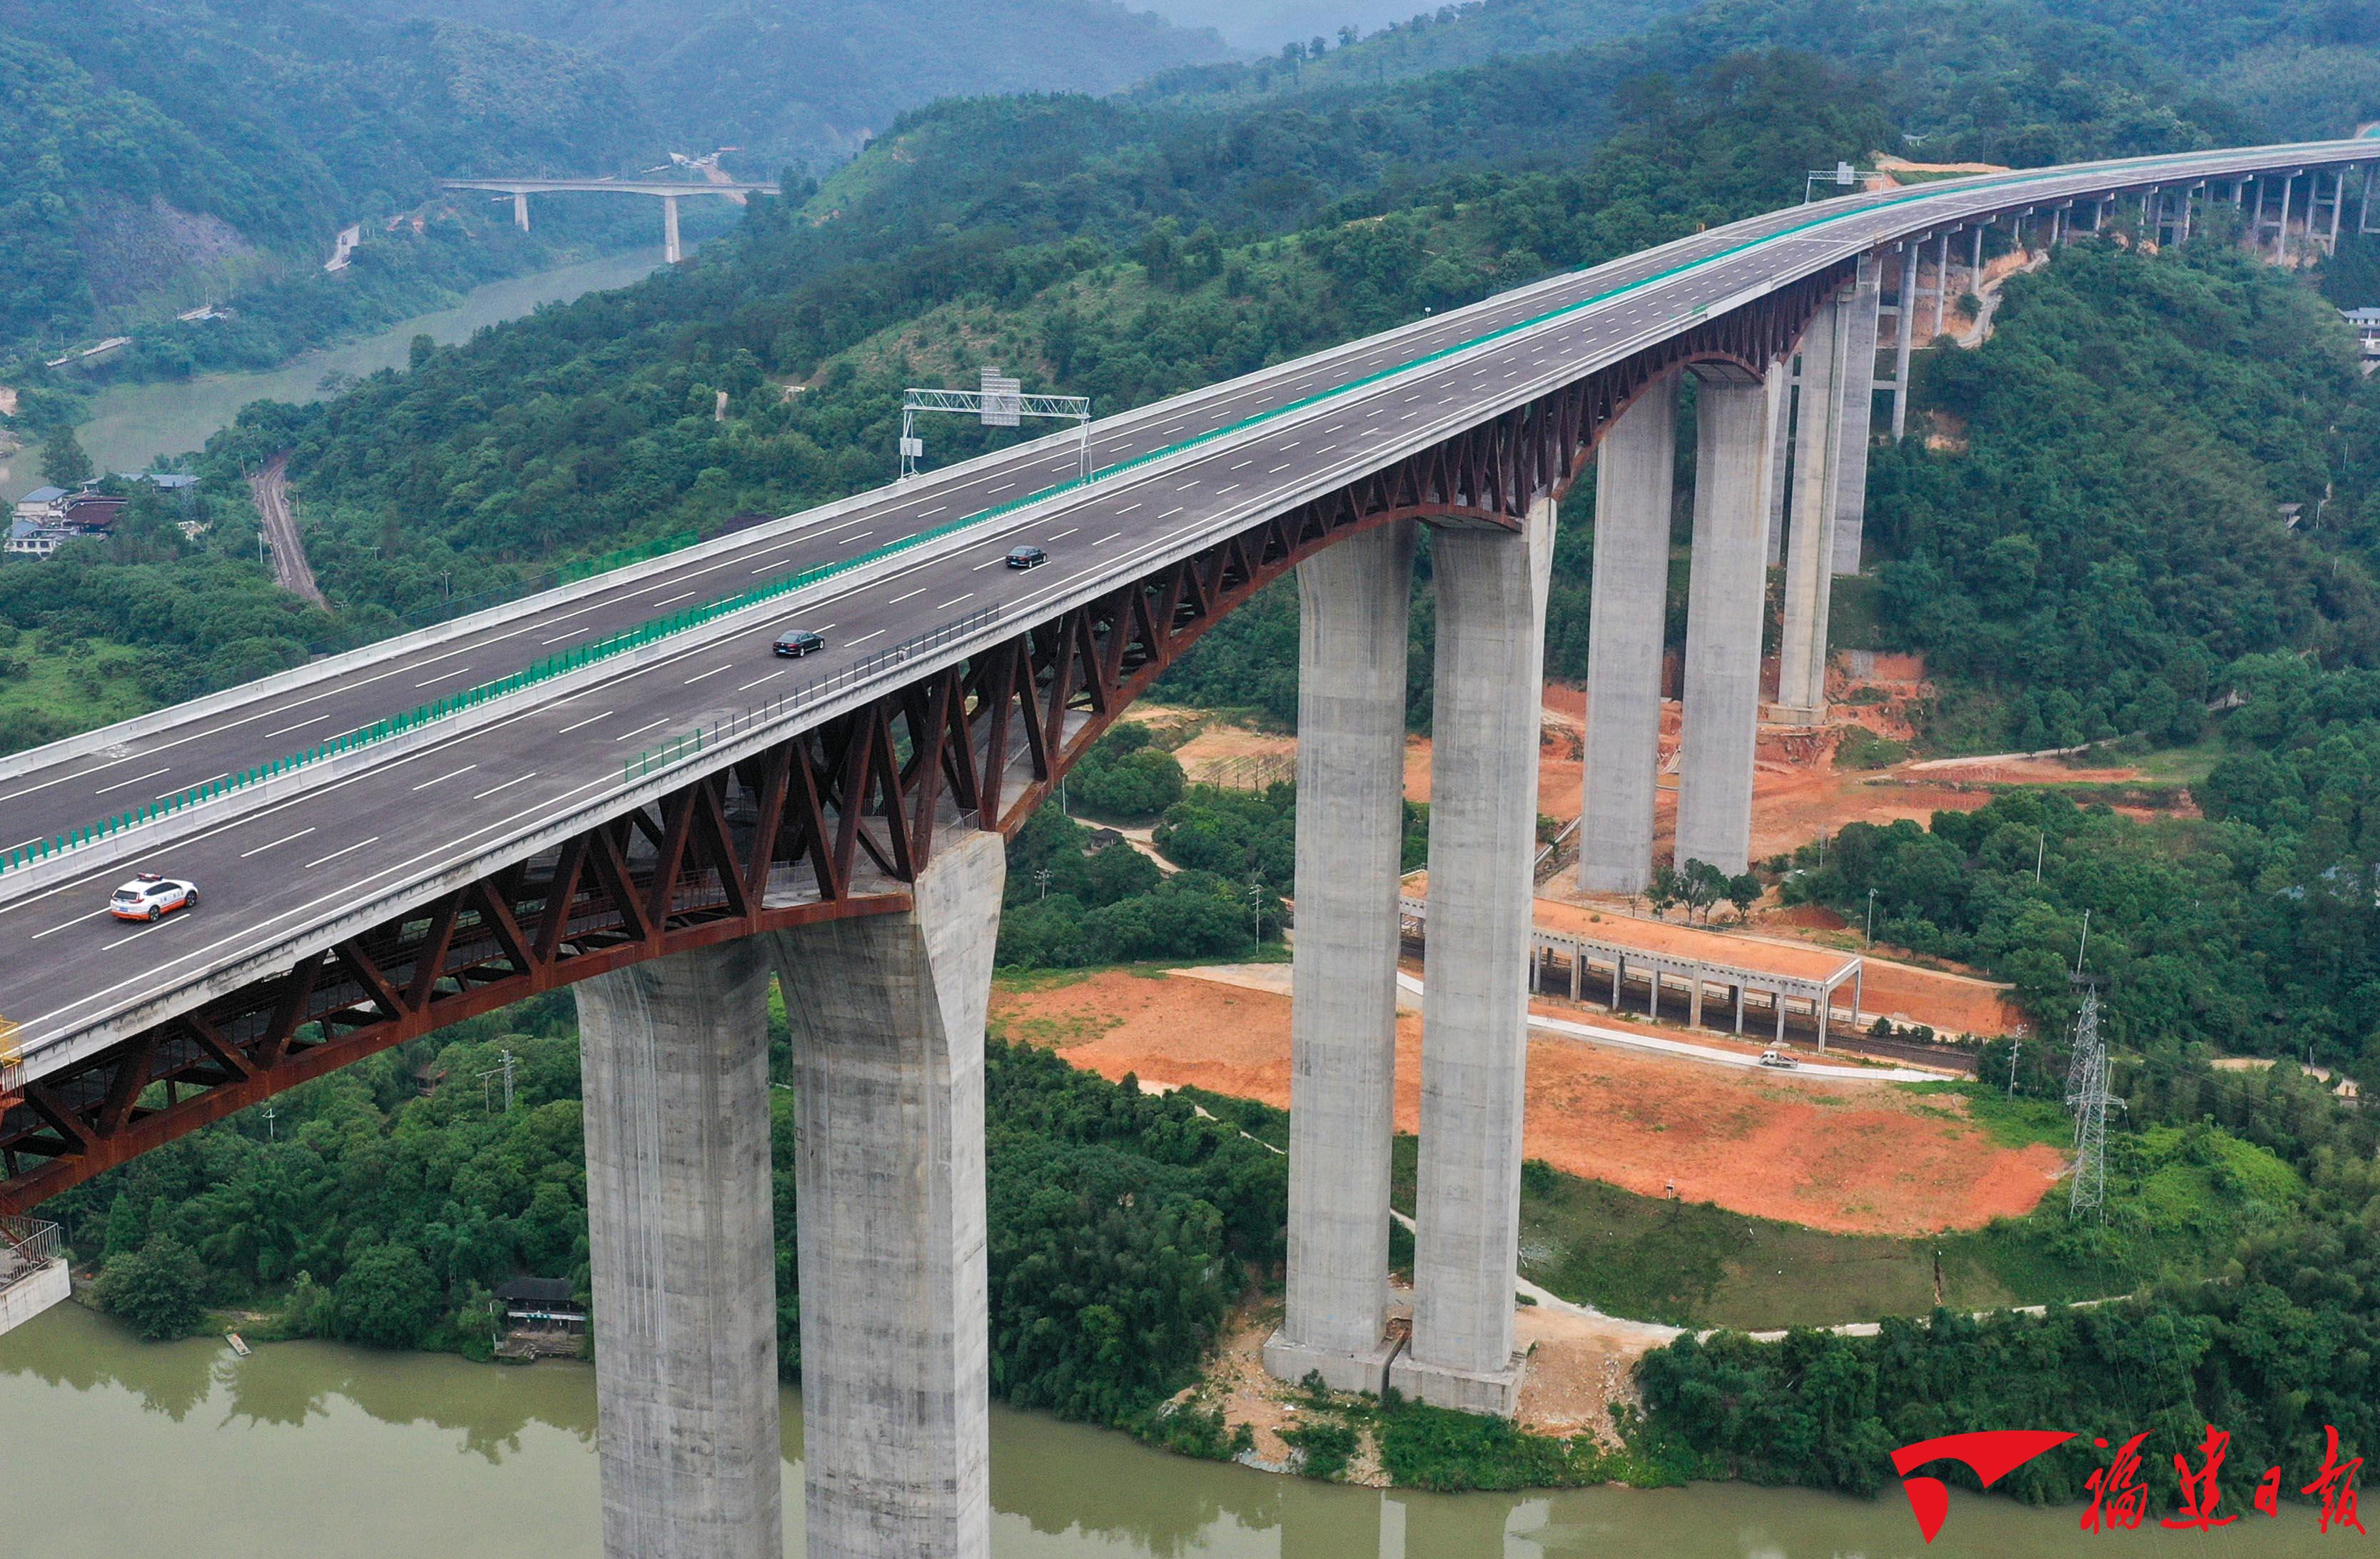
572;832;1003;1559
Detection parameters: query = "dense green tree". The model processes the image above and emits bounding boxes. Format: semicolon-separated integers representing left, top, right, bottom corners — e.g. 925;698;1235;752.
92;1232;207;1340
331;1242;445;1349
38;427;91;488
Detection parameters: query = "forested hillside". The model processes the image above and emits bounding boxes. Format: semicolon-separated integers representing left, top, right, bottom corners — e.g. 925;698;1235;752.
345;0;1230;170
1152;0;2380;153
0;0;647;358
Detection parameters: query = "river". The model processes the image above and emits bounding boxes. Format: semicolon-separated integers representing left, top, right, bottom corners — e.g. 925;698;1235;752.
0;1301;2345;1558
1;248;669;502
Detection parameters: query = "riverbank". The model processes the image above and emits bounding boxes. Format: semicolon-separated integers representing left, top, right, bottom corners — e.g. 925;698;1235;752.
1;249;667;503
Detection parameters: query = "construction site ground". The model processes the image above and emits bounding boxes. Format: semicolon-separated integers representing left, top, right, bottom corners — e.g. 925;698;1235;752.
988;967;2063;1239
1139;649;2201;1039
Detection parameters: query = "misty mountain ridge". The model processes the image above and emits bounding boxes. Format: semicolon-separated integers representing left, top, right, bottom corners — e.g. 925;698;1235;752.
345;0;1232;168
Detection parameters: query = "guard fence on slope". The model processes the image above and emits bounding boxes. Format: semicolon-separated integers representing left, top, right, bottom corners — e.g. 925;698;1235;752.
1;143;2337;882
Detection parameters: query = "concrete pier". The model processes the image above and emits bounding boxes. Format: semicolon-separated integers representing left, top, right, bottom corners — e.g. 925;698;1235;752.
1828;256;1882;576
771;829;1006;1559
1265;520;1416;1395
1764;367;1794;565
1392;495;1556;1417
664;196;684;264
1577;379;1676;896
1675;368;1776;877
1775;292;1850;725
576;939;784;1559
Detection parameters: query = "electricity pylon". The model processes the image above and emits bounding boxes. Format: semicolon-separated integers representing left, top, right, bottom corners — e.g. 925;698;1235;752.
2065;978;2110;1221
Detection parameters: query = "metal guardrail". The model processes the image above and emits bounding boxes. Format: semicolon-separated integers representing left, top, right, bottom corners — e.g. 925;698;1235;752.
624;609;999;782
6;142;2357;882
0;1216;59;1271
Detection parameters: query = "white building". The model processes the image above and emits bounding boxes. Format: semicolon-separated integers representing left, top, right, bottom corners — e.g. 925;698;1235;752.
2345;308;2380;373
10;486;66;525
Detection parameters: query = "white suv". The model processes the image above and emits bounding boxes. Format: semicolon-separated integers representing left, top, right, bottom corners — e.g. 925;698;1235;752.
109;872;197;922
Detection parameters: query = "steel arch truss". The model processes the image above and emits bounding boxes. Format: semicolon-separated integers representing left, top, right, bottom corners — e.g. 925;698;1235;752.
0;268;1845;1211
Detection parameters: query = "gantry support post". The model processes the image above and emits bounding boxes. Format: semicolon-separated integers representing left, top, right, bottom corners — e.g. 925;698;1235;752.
1675;365;1778;879
1265;520;1416;1395
771;829;1006;1559
576;939;784;1559
1773;288;1850;726
1828;255;1883;576
1578;379;1676;896
1392;495;1556;1418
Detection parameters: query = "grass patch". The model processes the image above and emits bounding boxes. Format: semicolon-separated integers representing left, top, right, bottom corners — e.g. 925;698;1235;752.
1838;728;1910;769
1898;1080;2071;1150
1374;1399;1608;1490
1281;1418;1358;1480
2122;733;2225;785
1907;680;2012;757
1824;574;1886;652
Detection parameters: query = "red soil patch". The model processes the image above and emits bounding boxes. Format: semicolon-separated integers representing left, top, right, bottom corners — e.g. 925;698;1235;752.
993;969;2062;1237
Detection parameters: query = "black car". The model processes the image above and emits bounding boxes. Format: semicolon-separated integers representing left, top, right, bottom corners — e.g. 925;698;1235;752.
1005;544;1048;570
773;629;826;657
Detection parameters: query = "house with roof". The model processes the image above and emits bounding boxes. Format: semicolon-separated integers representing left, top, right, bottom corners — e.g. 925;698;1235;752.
11;487;66;526
2346;307;2380;373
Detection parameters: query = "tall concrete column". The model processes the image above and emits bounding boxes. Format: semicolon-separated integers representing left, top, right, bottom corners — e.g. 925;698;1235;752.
664;195;684;264
1829;256;1883;576
1891;248;1918;440
771;829;1006;1559
1576;378;1676;896
1675;367;1776;879
577;939;783;1559
1265;521;1414;1394
1775;291;1850;725
1763;368;1794;565
1391;495;1556;1418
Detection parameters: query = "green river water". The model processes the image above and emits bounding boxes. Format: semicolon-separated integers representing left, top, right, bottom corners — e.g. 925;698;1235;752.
0;1301;2349;1558
1;248;668;503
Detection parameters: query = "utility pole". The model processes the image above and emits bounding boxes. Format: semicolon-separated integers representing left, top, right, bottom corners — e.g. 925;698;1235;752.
1865;887;1878;949
261;1105;277;1143
1033;867;1051;900
2035;832;2045;882
479;1049;516;1114
1247;874;1265;947
2007;1027;2022;1096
